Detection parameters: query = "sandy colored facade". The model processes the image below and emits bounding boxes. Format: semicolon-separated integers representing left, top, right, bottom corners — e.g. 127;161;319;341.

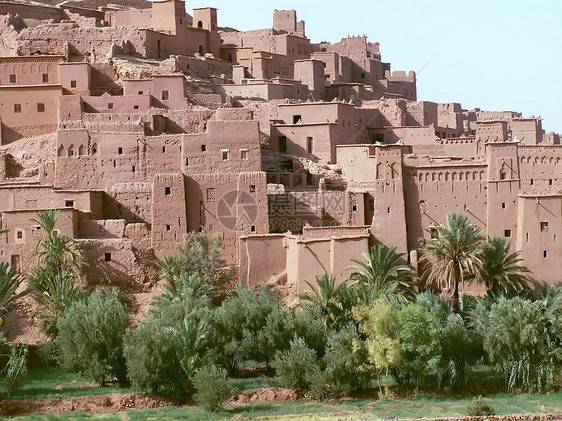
0;0;560;298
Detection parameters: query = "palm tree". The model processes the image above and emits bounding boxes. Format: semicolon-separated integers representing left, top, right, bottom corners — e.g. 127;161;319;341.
300;273;355;330
348;244;417;304
0;263;28;316
480;236;531;298
421;213;486;313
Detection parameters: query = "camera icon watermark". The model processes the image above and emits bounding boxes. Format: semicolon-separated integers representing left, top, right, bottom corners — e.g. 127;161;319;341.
216;190;259;232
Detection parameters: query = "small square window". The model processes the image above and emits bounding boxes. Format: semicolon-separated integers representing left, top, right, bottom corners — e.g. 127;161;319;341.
133;105;140;110
37;103;45;112
240;150;248;159
161;90;169;100
138;90;144;95
65;200;74;208
544;250;548;258
251;225;256;232
502;203;506;209
68;149;74;157
166;225;171;231
9;74;16;83
70;80;77;88
162;146;166;153
504;229;511;238
201;145;206;152
222;150;230;160
16;230;23;239
42;73;49;83
104;253;112;262
249;185;256;193
132;165;135;173
541;222;549;232
530;179;534;185
361;72;366;79
549;179;553;186
108;103;114;109
118;147;123;155
352;202;358;212
165;187;171;195
206;188;216;202
14;104;21;113
500;171;507;180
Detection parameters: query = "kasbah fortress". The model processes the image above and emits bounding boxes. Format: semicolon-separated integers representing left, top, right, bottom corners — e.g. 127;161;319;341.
0;0;560;340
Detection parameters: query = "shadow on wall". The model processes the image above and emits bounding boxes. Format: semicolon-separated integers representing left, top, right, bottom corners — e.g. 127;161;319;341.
5;154;23;178
103;194;148;224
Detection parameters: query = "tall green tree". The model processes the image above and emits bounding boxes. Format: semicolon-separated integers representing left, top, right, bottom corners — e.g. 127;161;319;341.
0;263;28;317
348;244;417;304
480;236;531;299
300;274;356;330
27;210;85;335
421;213;486;313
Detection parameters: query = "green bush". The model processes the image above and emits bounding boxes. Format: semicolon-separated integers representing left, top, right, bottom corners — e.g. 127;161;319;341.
56;288;128;385
124;277;211;400
323;324;369;393
193;365;232;411
273;336;320;389
0;344;28;397
466;396;495;416
475;297;562;392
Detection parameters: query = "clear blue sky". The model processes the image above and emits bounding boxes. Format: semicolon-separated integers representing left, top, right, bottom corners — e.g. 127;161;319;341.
186;0;562;133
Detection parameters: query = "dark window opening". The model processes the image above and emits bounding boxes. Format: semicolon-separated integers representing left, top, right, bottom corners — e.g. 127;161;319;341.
70;80;77;88
530;179;534;185
361;72;366;79
118;147;123;155
37;103;45;112
65;200;74;208
185;158;189;166
222;150;229;160
105;253;112;262
166;225;171;231
500;171;507;180
504;229;511;237
352;202;358;212
138;90;143;95
387;207;391;213
306;172;313;185
549;179;553;186
544;250;548;258
14;104;21;113
165;187;171;195
502;202;506;209
251;226;256;232
279;136;287;153
16;231;23;239
430;227;439;239
201;145;206;152
293;115;302;124
133;105;140;110
197;20;203;28
161;90;169;100
241;150;247;159
132;165;135;173
249;185;256;193
541;222;549;232
42;73;49;83
108;103;114;109
162;146;166;153
68;149;74;157
198;45;204;55
371;133;384;143
9;74;16;83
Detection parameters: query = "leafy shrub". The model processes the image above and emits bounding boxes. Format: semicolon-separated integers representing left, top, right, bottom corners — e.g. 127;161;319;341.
466;396;495;416
36;340;58;367
0;344;28;397
56;288;128;385
475;297;562;392
323;324;369;393
273;336;320;389
124;277;211;400
193;365;232;411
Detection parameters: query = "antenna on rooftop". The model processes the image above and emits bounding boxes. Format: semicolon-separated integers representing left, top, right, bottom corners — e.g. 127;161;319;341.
417;55;437;76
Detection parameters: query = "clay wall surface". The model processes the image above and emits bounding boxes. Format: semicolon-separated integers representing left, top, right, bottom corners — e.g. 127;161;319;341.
0;56;63;86
518;146;562;194
106;9;151;28
512;118;543;145
268;190;347;234
58;62;91;95
82;93;151;113
238;234;286;288
185;171;269;263
516;195;562;286
293;59;325;101
403;157;488;252
273;10;297;34
0;2;63;23
0;85;61;144
182;120;261;174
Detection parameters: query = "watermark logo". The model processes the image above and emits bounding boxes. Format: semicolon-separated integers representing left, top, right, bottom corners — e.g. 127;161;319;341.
216;190;259;232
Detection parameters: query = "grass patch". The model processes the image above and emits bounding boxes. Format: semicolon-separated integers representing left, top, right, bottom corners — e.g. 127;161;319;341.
6;366;129;400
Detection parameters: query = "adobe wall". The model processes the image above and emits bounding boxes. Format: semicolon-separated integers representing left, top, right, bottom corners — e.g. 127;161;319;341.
518;146;562;194
0;85;61;144
105;182;153;223
268;190;348;234
403;157;488;252
238;234;287;288
185;171;269;264
0;56;63;86
516;195;562;286
0;2;63;23
182;120;262;174
105;9;151;28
